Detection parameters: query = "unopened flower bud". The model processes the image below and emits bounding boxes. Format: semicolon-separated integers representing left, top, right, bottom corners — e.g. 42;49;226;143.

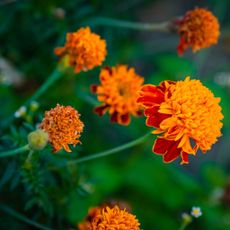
181;213;192;224
30;101;39;112
28;129;49;151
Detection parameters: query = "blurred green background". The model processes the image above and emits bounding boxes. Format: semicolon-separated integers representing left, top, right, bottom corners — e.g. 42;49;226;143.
0;0;230;229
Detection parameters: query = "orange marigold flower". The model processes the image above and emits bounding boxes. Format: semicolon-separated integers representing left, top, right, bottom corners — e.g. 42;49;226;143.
91;65;144;125
54;27;107;73
137;77;223;164
39;104;84;153
78;206;140;230
177;8;220;55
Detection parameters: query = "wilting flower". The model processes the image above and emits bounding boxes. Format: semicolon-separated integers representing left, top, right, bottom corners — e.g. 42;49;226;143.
137;77;223;164
91;65;144;125
39;104;84;152
176;8;220;55
191;207;202;218
54;27;107;73
78;205;140;230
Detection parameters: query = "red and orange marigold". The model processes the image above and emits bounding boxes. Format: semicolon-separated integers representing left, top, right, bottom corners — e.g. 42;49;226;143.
91;65;144;125
176;8;220;55
54;27;107;73
78;205;140;230
39;104;84;153
137;77;223;164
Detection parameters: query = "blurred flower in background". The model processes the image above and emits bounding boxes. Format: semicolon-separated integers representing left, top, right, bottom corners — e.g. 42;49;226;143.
176;8;220;55
54;27;107;73
91;65;144;125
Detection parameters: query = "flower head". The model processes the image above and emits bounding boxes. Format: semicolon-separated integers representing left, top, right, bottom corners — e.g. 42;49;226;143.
55;27;107;73
91;65;144;125
177;8;220;55
137;77;223;164
39;104;84;153
78;205;140;230
191;207;202;218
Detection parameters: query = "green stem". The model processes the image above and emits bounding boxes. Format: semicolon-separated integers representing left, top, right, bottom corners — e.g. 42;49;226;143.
1;69;62;129
0;144;30;158
179;222;189;230
64;132;151;167
0;204;52;230
83;17;172;32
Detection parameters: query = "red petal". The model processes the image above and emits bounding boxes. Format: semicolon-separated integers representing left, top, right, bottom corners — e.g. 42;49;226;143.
180;151;189;164
94;105;109;116
119;113;130;125
153;138;172;155
153;138;182;163
177;37;186;56
163;143;181;163
144;106;159;116
158;80;175;93
110;112;118;123
90;84;98;93
140;85;159;93
137;95;163;107
146;113;170;128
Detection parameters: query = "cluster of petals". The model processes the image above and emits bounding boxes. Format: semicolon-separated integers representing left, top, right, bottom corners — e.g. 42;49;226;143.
137;76;223;164
78;205;140;230
54;27;107;73
91;65;144;125
177;8;220;55
39;104;84;153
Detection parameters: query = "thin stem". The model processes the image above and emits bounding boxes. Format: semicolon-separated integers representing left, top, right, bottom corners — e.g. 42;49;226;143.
0;204;52;230
1;69;62;129
179;223;187;230
83;17;172;32
65;132;151;167
0;144;30;158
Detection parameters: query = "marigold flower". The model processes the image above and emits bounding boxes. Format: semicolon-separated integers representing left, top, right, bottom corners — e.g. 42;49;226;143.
39;104;84;153
78;205;140;230
54;27;107;73
177;8;220;55
91;65;144;125
137;77;223;164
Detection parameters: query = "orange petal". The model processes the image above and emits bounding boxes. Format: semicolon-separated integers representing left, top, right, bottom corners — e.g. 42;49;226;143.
54;47;65;56
160;117;177;130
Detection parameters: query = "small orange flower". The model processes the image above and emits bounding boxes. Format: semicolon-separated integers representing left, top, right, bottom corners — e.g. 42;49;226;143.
55;27;107;73
137;77;223;164
39;104;84;153
78;205;140;230
91;65;144;125
177;8;220;55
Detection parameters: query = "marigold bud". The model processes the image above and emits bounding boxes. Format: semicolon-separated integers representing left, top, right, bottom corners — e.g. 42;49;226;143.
28;129;49;151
